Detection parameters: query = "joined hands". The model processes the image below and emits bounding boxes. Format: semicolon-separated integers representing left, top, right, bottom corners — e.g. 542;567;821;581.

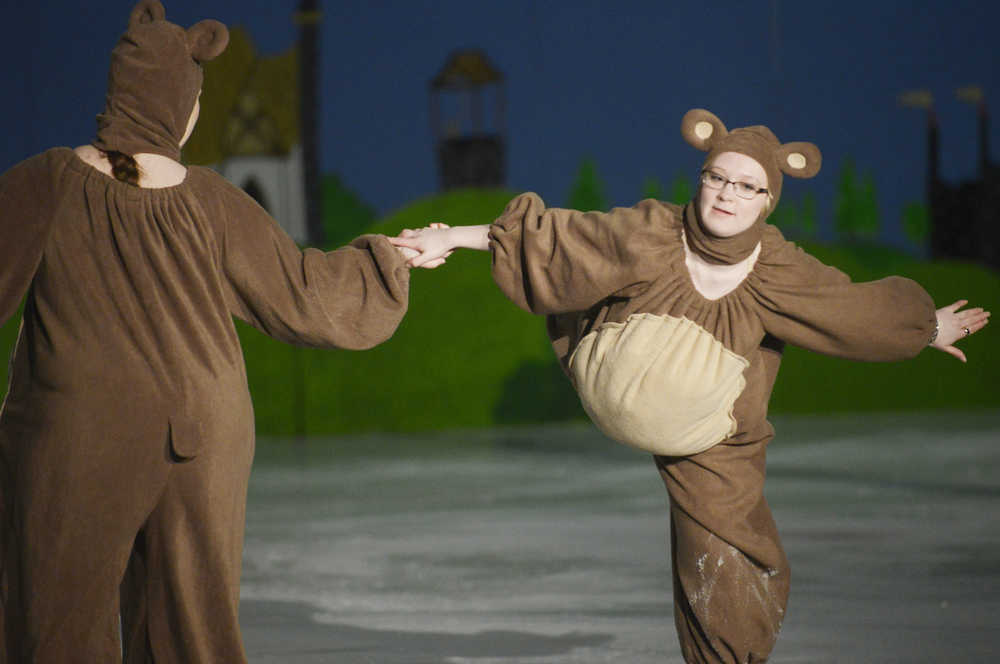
390;223;454;268
390;223;490;268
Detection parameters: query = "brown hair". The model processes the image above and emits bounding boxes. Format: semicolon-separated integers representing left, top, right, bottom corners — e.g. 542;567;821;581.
105;150;140;185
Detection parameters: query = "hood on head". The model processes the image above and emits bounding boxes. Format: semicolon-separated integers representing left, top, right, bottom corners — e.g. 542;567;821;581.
93;0;228;161
679;108;822;264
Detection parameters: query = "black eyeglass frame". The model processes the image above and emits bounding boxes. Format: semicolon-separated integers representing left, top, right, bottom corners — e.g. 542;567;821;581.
699;169;769;200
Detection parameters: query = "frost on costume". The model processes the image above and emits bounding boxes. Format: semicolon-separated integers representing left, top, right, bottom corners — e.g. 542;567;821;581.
0;2;409;662
488;109;936;663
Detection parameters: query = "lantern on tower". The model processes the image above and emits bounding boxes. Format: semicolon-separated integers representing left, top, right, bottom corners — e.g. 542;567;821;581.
429;49;506;190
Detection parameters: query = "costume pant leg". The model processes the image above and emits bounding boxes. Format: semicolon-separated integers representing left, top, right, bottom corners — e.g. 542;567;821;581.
120;538;153;664
655;436;789;664
125;431;255;664
1;411;171;663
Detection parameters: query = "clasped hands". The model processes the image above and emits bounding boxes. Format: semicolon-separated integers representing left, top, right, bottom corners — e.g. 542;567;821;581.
389;223;469;269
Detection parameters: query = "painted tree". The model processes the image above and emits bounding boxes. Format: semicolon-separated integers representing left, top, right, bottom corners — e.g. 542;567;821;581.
765;191;818;239
800;191;818;236
859;173;880;239
669;172;693;205
641;176;665;201
567;158;607;211
902;201;930;250
768;199;799;235
835;159;880;241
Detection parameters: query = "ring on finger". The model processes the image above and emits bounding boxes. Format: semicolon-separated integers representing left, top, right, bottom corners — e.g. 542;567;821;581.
963;326;971;336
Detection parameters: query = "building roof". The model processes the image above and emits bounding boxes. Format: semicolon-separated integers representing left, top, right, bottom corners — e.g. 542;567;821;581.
183;27;300;165
430;50;504;90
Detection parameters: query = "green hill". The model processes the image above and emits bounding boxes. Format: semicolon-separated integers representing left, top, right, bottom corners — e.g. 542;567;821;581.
2;190;997;436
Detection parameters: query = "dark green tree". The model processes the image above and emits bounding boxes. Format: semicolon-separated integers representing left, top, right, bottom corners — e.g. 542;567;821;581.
770;191;818;239
641;176;665;201
835;159;880;242
902;201;930;249
769;199;799;235
567;158;607;211
669;172;693;205
800;191;818;236
858;173;880;239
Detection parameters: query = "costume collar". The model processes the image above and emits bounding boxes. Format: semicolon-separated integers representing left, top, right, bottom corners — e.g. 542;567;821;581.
682;201;763;265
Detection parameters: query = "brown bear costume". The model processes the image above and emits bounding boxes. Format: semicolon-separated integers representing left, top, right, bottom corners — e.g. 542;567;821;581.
487;109;937;662
0;2;409;661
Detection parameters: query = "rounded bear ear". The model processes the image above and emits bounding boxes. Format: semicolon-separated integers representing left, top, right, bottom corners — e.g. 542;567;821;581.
186;19;229;62
777;141;822;178
681;108;728;152
129;0;165;27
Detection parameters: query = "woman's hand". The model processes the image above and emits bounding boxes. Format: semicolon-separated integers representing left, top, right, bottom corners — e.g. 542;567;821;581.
930;300;990;362
393;244;420;262
389;223;455;269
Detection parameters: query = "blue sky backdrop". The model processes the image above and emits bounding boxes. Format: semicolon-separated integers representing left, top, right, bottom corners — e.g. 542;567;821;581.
3;1;997;248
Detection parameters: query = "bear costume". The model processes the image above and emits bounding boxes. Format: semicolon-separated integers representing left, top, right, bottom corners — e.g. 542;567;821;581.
0;2;409;661
487;109;937;662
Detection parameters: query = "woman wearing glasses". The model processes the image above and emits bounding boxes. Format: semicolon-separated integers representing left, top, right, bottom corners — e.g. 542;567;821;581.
390;108;988;663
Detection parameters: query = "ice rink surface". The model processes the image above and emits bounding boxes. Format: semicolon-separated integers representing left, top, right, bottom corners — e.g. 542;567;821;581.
239;412;1000;663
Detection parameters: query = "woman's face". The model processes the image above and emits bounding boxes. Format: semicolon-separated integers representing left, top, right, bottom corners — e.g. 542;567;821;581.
697;151;770;237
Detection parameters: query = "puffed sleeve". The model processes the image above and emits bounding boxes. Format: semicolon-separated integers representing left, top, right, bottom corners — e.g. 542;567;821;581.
752;226;937;362
211;174;410;350
0;152;60;326
489;193;675;314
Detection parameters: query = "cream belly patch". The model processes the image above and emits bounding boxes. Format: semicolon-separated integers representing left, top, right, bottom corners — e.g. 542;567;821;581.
568;312;749;456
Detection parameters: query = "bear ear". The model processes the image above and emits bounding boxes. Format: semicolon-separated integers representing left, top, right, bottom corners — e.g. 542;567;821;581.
129;0;165;27
681;108;728;152
186;19;229;62
777;141;822;178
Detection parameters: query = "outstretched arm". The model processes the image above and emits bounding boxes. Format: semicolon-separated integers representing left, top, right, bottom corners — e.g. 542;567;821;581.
755;230;991;363
394;193;674;315
216;178;411;350
930;300;990;362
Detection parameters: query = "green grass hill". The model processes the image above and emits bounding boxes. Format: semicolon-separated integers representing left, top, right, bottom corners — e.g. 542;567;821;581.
2;189;997;436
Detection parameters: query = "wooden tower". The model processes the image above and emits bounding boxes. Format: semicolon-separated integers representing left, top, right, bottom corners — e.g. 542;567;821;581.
429;50;506;190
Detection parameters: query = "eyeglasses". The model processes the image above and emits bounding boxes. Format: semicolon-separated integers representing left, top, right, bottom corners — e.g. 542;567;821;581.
700;169;768;200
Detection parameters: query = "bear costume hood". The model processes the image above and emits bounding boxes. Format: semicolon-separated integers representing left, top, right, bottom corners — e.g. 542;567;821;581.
680;108;822;264
92;0;228;162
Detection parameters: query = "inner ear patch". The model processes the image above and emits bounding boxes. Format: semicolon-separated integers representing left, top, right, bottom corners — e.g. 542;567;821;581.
681;108;728;151
776;141;821;178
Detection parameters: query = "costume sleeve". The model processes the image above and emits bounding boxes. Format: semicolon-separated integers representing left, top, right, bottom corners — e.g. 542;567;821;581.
489;193;674;314
216;177;410;350
0;153;58;327
753;229;936;362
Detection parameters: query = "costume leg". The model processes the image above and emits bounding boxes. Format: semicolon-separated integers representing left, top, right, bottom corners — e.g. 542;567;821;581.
1;416;171;663
120;536;152;664
656;436;789;664
127;431;254;664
